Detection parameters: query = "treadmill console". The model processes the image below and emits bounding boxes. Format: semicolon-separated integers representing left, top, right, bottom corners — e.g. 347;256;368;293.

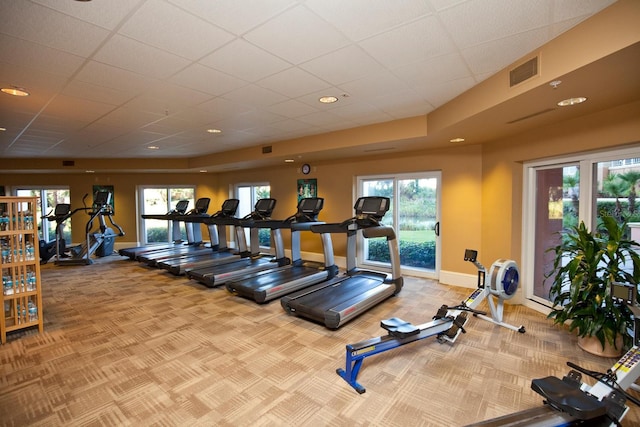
253;198;277;219
297;197;324;221
193;197;211;214
173;200;190;214
220;199;240;217
354;197;390;223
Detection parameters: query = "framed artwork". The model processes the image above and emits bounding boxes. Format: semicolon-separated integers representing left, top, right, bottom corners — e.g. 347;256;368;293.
297;179;317;202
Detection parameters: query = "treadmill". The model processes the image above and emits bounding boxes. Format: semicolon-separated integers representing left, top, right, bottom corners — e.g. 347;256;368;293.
118;199;190;260
186;198;290;288
157;199;242;275
281;196;403;329
136;197;211;265
226;197;339;303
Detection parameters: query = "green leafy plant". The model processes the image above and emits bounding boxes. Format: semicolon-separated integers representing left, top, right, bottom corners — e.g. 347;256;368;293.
546;216;640;351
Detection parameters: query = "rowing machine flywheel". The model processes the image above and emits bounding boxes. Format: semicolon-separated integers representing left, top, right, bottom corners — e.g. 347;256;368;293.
488;259;519;300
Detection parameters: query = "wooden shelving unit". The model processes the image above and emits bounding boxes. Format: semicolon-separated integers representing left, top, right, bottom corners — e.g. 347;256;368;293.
1;197;43;344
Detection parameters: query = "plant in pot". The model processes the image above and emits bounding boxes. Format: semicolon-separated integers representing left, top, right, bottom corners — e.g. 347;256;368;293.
546;215;640;357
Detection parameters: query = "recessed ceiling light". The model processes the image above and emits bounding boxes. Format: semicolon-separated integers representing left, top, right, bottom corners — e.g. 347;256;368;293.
1;87;29;97
0;127;6;131
207;128;222;134
319;96;338;104
449;137;465;143
147;145;159;150
557;97;587;107
199;170;208;173
85;170;95;173
284;159;295;163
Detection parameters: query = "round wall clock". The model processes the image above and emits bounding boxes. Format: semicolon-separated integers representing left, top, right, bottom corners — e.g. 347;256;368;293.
302;163;311;175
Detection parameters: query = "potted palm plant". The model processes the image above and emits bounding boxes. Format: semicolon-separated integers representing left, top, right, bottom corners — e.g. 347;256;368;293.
546;216;640;357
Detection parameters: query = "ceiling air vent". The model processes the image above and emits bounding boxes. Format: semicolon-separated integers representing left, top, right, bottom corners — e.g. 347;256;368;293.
262;146;272;154
510;56;538;87
62;160;75;166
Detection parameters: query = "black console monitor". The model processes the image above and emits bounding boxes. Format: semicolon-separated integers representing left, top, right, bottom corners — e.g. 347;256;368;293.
194;198;210;214
221;199;240;216
54;203;71;216
94;191;111;207
355;197;389;218
255;198;277;217
299;197;324;214
464;249;478;262
611;282;637;305
174;200;190;214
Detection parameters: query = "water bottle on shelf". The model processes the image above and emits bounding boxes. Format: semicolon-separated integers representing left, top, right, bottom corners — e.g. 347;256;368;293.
26;242;35;261
28;301;37;322
3;276;13;295
1;243;10;263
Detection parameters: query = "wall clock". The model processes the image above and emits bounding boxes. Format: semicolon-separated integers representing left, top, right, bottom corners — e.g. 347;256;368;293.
302;163;311;175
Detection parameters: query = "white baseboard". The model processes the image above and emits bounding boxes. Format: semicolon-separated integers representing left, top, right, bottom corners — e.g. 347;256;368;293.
439;270;478;289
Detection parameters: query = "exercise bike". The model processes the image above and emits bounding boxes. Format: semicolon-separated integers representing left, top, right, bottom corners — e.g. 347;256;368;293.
336;249;525;394
40;203;73;264
467;281;640;426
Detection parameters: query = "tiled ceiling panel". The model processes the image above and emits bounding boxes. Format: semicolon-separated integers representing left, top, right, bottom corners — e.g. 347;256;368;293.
0;0;623;165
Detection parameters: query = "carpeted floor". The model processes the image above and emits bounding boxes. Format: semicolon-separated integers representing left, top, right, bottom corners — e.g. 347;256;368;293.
1;254;638;426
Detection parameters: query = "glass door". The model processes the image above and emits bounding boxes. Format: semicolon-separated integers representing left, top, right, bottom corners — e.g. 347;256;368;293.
358;172;441;278
529;165;579;304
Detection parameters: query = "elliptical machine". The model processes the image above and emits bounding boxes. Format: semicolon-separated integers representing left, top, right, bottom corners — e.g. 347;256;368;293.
56;191;125;266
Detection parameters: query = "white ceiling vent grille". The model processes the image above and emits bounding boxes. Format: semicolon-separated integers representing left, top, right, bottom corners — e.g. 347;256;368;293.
510;56;539;87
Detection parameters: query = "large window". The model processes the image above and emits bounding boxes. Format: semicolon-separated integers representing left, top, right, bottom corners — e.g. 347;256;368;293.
14;187;70;244
138;187;195;244
358;173;441;278
524;146;640;309
234;183;271;248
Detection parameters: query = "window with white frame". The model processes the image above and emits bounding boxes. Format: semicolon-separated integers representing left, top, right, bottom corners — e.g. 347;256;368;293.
357;172;441;278
138;187;195;244
523;145;640;310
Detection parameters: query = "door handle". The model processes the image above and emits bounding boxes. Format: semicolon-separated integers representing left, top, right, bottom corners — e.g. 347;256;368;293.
434;221;440;236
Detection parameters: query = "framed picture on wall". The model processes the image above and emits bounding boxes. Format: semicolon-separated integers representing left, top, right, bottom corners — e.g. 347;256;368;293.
297;179;317;202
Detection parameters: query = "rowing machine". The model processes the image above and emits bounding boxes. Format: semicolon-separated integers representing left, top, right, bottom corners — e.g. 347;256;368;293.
466;282;640;426
336;249;525;394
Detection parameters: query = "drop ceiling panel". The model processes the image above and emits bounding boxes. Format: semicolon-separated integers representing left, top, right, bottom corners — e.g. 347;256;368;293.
93;34;191;79
307;0;434;41
1;1;110;57
0;0;626;165
244;5;350;64
267;99;319;118
361;15;457;69
120;0;234;61
438;0;552;49
300;45;384;85
0;37;85;79
74;61;156;94
169;63;247;96
169;0;296;36
200;39;291;83
461;27;549;75
31;0;143;30
257;67;331;98
222;84;289;108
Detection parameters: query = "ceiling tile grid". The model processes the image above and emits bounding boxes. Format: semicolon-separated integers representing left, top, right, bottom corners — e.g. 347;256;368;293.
0;0;623;163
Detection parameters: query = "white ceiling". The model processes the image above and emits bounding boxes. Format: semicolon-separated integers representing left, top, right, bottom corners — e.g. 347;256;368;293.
0;0;619;165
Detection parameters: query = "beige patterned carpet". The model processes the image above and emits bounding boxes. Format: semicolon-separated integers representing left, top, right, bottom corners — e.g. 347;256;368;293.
1;254;638;426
